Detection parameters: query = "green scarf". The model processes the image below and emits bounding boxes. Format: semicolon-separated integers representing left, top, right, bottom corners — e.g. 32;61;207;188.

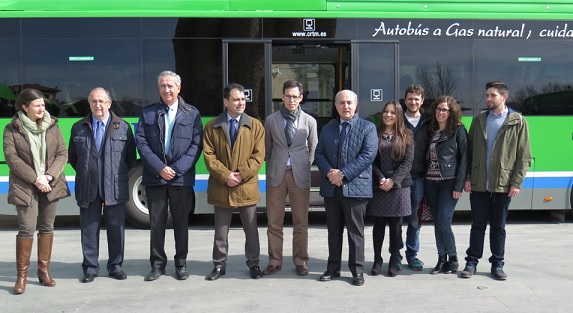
18;110;51;177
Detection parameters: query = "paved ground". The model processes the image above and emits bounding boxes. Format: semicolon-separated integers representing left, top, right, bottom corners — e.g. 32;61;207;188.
0;212;572;313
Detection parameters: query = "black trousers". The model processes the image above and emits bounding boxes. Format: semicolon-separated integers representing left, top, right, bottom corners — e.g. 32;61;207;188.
372;216;402;262
146;185;193;270
323;187;368;276
80;193;125;275
466;191;511;268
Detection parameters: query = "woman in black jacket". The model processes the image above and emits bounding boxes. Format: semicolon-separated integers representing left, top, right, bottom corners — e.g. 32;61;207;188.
425;96;468;275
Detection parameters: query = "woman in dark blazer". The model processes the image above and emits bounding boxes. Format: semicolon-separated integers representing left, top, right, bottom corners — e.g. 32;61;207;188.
366;101;414;277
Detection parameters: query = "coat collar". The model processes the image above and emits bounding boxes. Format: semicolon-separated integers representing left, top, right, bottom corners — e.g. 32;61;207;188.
79;111;123;128
158;96;191;114
339;114;360;127
213;111;253;129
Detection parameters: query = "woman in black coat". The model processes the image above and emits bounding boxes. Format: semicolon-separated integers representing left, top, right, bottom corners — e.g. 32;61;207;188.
424;96;468;275
366;101;414;277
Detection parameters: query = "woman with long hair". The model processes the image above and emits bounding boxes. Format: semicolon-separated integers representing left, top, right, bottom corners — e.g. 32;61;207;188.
425;95;468;274
367;101;414;277
4;89;70;294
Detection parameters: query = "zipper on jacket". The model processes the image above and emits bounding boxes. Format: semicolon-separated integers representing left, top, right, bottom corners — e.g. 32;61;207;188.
158;112;168;164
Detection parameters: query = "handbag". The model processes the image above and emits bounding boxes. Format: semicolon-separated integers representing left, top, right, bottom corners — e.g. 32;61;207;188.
417;195;432;224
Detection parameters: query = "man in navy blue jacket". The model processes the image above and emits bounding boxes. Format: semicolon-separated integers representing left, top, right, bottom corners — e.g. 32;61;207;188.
136;71;203;281
69;87;137;283
315;90;378;286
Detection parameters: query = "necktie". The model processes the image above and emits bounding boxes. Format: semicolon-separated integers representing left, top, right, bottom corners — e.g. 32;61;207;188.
338;122;348;167
165;108;173;152
230;119;238;149
95;121;104;152
285;118;295;147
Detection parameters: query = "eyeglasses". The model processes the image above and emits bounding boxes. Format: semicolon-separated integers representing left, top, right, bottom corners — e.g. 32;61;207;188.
436;108;450;114
89;100;109;105
283;95;300;100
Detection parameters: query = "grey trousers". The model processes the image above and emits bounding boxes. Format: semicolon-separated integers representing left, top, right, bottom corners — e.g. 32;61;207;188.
16;191;58;237
212;205;260;268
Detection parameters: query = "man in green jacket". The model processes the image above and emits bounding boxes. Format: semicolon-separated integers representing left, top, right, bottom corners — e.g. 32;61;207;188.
462;81;532;281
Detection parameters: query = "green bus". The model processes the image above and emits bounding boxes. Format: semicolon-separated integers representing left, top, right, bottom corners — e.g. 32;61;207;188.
1;0;572;227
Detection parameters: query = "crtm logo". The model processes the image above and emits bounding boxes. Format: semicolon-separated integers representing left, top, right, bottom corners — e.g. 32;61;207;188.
303;19;315;31
244;89;253;102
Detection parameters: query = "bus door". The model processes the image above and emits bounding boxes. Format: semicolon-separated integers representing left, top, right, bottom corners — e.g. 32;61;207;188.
351;41;399;119
222;39;271;208
222;40;272;121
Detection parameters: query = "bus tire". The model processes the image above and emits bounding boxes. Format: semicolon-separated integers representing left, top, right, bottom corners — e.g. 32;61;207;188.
126;164;173;229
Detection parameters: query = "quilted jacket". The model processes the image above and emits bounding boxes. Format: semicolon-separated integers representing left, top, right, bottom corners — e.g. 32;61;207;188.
4;115;70;206
315;115;378;198
68;112;137;208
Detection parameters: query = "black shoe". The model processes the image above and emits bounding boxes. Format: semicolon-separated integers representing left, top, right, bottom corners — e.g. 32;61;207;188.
388;256;401;277
81;274;97;283
176;266;189;280
430;255;448;275
205;267;226;281
352;274;365;286
388;266;399;277
109;270;127;280
319;270;341;281
444;256;459;274
371;260;382;276
460;264;476;278
250;266;263;279
144;268;165;281
491;267;507;280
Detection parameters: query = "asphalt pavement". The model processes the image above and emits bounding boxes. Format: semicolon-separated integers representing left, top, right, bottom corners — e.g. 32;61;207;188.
0;211;572;313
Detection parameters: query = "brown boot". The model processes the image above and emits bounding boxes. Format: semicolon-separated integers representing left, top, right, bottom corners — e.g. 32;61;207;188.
37;233;56;287
14;237;33;294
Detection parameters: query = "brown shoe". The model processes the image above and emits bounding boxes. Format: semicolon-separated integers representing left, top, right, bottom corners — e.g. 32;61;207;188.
296;265;309;276
37;233;56;287
14;237;34;294
262;264;281;276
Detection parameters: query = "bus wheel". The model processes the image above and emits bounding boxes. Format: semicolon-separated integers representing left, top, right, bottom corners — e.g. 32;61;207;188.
126;164;173;229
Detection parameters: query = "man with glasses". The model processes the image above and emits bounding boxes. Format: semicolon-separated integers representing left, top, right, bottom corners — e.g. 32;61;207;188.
262;80;317;276
136;71;203;281
462;81;532;280
69;87;137;283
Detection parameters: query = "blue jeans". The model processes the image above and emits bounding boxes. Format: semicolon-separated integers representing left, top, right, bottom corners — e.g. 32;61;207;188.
424;179;458;257
405;178;424;260
465;191;511;268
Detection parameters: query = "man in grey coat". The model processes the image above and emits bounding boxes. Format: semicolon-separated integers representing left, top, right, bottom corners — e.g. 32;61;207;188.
263;80;317;277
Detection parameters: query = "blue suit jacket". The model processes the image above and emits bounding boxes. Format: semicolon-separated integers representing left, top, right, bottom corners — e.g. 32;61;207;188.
136;97;203;187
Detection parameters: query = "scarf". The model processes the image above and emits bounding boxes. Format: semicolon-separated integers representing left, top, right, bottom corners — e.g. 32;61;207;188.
279;105;301;147
18;110;51;177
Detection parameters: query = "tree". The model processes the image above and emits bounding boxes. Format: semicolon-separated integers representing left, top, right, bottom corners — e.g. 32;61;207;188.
416;62;456;100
